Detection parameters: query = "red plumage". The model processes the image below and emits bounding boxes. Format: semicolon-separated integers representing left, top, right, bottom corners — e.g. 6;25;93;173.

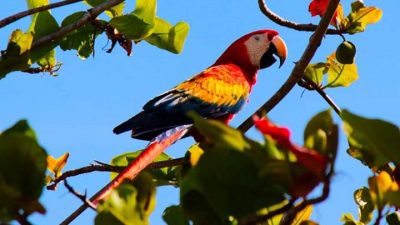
67;30;287;217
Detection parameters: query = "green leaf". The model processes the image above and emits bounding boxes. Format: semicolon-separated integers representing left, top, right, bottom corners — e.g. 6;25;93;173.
304;110;337;155
109;0;156;40
325;52;358;88
353;187;374;224
145;18;190;54
27;0;59;67
351;1;364;12
134;0;157;23
387;212;400;225
0;0;60;78
95;173;156;225
84;0;125;18
26;0;48;9
346;1;383;34
0;30;33;79
60;12;103;59
111;151;177;186
162;205;190;225
304;63;328;86
180;146;286;223
340;213;358;225
0;120;47;222
188;112;251;151
110;14;154;41
386;192;400;208
342;110;400;168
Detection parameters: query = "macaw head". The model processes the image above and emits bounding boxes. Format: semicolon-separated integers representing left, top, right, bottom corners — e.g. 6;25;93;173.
214;30;287;79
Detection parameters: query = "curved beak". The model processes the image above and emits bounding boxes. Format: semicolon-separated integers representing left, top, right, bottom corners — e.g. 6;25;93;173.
271;35;287;68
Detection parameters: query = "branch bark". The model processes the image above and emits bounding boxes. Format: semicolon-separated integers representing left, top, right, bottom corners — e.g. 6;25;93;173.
64;180;97;210
47;157;189;191
238;0;341;133
258;0;344;35
0;0;83;29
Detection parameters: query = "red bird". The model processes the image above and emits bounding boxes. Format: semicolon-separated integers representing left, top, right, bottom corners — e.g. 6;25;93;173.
72;30;287;212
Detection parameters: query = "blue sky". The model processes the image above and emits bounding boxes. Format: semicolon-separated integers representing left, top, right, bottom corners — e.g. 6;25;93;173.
1;0;399;224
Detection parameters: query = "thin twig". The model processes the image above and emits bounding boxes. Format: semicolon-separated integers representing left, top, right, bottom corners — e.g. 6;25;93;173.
148;157;189;169
64;180;97;210
47;164;124;190
238;0;341;133
239;200;295;225
0;0;83;29
15;215;32;225
47;157;189;191
373;208;383;225
59;155;188;225
258;0;344;35
302;76;342;115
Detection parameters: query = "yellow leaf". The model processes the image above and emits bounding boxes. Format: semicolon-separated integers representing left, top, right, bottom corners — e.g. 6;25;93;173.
292;205;313;225
47;152;69;177
335;4;350;30
325;52;358;88
9;29;34;55
45;175;53;185
347;4;383;34
188;144;204;166
368;171;400;207
352;7;382;25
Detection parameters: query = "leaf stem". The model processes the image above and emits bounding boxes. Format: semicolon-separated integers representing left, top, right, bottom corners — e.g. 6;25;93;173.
302;76;342;115
64;180;97;210
322;63;345;89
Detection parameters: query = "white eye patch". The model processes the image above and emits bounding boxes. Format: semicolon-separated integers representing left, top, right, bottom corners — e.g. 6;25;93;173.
244;34;270;68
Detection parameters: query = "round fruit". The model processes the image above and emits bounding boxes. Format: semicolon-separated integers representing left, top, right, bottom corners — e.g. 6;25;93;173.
336;41;356;64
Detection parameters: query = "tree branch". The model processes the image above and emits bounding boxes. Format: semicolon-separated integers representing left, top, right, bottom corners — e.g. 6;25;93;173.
31;0;124;50
237;0;341;133
64;180;97;210
47;163;123;191
0;0;83;29
301;76;342;115
239;200;295;225
258;0;344;35
15;214;32;225
47;157;189;191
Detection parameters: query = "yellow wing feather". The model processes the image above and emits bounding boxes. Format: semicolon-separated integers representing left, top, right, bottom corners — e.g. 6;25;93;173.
175;64;250;107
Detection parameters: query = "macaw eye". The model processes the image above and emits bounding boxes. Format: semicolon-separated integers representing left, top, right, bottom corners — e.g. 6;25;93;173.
254;36;260;41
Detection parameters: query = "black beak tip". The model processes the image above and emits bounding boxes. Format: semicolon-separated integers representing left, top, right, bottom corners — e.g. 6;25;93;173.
279;57;285;68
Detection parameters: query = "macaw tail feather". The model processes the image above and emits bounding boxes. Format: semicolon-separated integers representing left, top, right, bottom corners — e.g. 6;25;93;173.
60;125;191;225
99;124;191;203
113;111;192;141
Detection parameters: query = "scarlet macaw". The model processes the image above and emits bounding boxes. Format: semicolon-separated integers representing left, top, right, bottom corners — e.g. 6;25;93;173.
95;29;287;203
